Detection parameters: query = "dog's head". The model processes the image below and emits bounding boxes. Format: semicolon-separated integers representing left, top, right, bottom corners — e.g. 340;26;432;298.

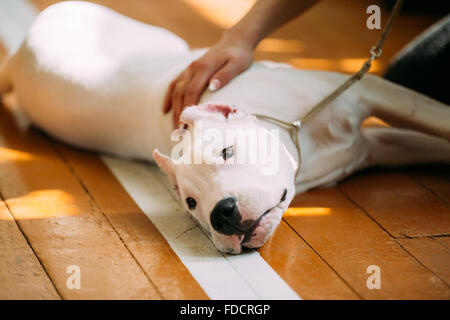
154;103;296;254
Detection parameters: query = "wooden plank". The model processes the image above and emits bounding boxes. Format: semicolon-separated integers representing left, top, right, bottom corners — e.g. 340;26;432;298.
285;188;450;299
1;17;58;301
263;0;440;74
55;144;208;299
0;201;60;299
2;39;53;299
0;107;161;299
339;170;450;238
405;166;450;205
397;237;450;285
259;220;359;299
435;237;450;251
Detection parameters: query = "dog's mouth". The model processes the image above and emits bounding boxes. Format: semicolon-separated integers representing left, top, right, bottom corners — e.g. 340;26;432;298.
199;188;288;254
240;207;273;245
240;191;287;247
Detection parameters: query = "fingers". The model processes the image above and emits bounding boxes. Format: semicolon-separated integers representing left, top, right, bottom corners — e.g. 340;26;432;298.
165;78;186;128
172;79;187;127
163;35;254;127
163;47;251;128
162;73;183;114
162;79;177;114
209;59;246;92
171;65;196;127
171;59;222;127
182;65;215;108
208;78;222;92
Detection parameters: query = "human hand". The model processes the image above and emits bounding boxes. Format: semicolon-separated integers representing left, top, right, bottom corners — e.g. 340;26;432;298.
162;35;254;127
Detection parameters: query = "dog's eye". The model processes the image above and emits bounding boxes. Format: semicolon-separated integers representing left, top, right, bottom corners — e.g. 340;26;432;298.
280;188;287;202
222;146;233;161
186;197;197;210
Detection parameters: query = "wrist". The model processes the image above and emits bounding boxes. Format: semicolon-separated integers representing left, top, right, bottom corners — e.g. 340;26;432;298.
221;24;261;50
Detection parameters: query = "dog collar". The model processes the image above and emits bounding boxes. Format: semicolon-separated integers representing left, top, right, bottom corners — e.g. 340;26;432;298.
251;113;302;181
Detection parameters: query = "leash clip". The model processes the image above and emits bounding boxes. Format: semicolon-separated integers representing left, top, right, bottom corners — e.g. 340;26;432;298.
370;46;383;60
292;120;302;129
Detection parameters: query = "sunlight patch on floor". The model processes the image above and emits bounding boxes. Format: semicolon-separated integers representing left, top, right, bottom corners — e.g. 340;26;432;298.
284;207;331;217
5;189;80;219
179;0;255;29
289;57;381;73
0;147;34;162
257;38;304;54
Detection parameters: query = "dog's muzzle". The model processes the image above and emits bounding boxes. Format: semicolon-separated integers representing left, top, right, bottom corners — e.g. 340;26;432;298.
210;192;286;246
210;197;254;237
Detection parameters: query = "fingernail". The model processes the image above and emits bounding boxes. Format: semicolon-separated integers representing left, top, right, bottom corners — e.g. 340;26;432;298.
208;79;221;92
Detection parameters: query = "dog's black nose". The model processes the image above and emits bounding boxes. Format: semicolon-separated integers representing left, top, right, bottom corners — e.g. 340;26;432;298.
210;197;242;235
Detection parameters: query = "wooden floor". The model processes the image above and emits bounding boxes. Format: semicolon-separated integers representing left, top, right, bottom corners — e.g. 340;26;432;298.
0;0;449;299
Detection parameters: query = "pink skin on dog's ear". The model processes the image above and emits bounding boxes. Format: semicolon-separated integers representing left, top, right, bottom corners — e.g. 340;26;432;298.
180;103;237;127
153;149;177;187
202;103;237;117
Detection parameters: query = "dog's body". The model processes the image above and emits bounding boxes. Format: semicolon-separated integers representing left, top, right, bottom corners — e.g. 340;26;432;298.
1;1;449;253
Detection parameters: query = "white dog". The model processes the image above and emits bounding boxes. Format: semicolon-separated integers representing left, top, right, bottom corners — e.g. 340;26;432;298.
0;1;449;254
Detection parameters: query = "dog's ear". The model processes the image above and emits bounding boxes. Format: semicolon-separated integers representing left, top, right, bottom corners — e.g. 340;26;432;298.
180;103;238;127
153;149;177;187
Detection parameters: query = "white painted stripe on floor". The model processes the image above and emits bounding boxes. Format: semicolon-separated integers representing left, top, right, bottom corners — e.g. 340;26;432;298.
103;156;300;300
0;0;38;53
0;0;301;300
151;160;302;300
